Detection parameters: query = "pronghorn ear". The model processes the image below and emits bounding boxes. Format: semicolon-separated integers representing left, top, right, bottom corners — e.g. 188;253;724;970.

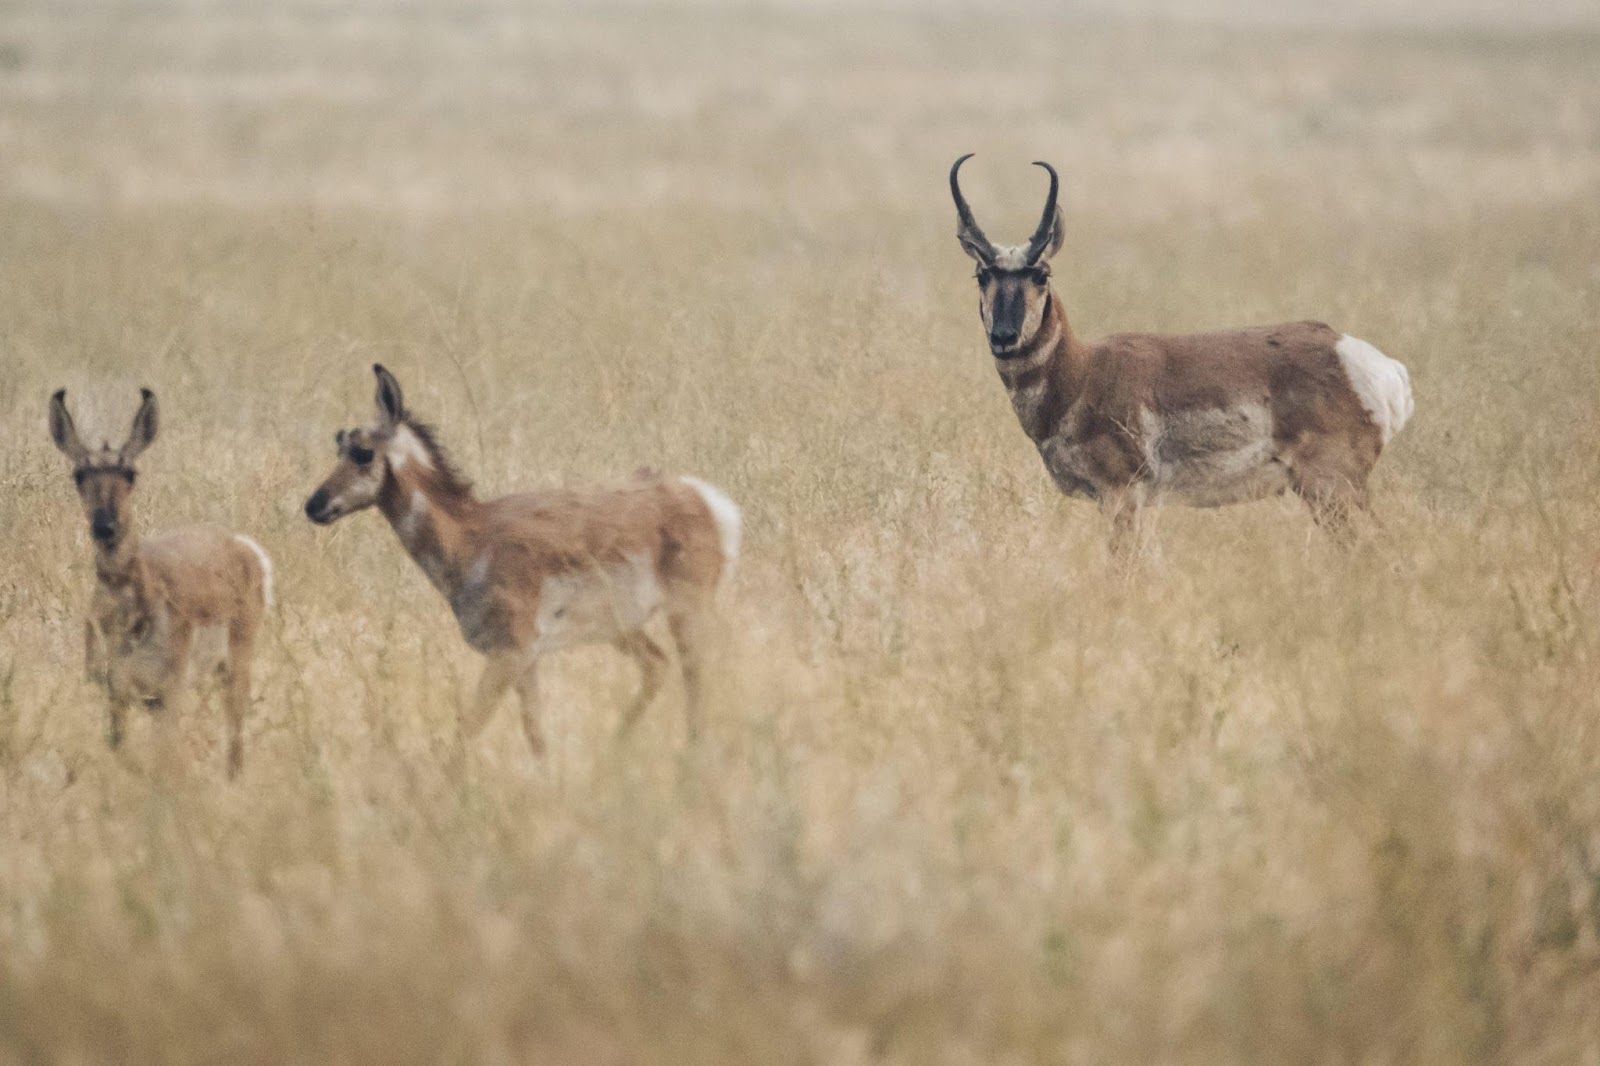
957;227;995;266
49;389;89;463
120;388;159;463
1035;206;1065;263
373;364;405;427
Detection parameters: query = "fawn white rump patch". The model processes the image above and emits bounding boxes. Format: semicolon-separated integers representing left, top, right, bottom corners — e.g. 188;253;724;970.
679;476;743;589
233;534;274;609
1336;335;1414;446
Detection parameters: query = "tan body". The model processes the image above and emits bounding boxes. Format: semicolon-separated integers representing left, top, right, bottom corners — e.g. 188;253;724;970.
305;367;741;755
52;389;271;778
88;527;271;772
950;155;1413;548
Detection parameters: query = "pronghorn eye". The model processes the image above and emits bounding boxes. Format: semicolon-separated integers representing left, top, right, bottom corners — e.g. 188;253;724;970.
348;445;375;466
121;469;136;485
975;268;993;285
1029;268;1050;284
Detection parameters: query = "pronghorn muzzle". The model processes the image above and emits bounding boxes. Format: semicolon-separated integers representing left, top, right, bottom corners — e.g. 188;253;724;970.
90;507;119;543
304;490;335;525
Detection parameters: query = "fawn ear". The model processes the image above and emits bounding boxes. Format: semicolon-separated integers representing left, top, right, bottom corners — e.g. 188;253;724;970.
373;364;405;427
49;389;89;464
120;389;159;464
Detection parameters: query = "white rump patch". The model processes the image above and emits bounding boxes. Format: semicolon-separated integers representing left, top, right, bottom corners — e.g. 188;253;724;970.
680;476;743;589
233;534;274;609
1336;335;1414;446
387;424;434;472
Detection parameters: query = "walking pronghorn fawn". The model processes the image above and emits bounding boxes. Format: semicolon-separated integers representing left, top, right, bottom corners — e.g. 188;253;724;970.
949;154;1414;552
303;365;741;756
49;388;272;778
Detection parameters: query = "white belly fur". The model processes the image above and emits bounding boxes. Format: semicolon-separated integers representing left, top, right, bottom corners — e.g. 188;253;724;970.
533;554;664;652
1139;404;1290;508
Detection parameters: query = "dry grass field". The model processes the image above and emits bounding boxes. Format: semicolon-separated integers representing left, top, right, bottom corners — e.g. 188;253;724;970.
3;2;1600;1062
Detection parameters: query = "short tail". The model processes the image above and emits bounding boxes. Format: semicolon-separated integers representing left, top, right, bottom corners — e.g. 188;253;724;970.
679;476;743;592
233;534;275;610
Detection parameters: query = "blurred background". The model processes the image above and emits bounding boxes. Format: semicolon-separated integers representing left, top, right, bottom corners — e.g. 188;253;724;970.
2;1;1599;1063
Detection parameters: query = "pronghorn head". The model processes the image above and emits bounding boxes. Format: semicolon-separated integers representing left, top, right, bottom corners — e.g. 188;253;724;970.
304;364;416;525
950;154;1065;358
49;388;158;549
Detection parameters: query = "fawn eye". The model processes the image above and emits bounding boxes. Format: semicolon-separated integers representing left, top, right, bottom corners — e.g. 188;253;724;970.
348;444;375;466
121;469;136;484
73;469;87;486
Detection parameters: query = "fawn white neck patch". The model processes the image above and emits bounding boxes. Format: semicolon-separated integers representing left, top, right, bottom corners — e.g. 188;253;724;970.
387;425;434;472
399;489;429;542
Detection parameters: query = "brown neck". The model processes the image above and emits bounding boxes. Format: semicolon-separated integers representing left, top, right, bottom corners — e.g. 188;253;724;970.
93;529;141;590
994;288;1088;442
377;461;483;598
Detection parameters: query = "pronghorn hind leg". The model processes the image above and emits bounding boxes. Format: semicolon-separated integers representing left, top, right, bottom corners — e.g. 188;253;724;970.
666;606;712;742
512;659;545;758
222;623;256;779
613;631;669;741
1291;466;1371;545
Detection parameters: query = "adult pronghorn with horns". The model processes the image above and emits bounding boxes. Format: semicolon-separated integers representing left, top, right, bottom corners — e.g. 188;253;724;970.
304;366;741;756
949;154;1413;550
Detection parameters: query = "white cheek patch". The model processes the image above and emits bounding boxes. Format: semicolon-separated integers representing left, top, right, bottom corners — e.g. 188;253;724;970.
387;425;434;472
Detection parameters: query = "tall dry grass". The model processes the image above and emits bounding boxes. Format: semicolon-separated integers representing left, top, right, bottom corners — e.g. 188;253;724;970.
2;3;1599;1063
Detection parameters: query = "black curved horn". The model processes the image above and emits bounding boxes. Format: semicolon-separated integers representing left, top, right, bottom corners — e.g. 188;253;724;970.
1024;160;1060;264
950;153;996;263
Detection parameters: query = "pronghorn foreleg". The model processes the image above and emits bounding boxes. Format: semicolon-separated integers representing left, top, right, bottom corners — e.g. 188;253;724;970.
459;651;519;743
85;618;107;685
1100;484;1150;560
613;631;669;740
106;697;129;752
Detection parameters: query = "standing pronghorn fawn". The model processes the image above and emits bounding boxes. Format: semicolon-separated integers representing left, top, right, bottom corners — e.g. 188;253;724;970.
303;365;741;756
49;388;272;778
949;154;1414;551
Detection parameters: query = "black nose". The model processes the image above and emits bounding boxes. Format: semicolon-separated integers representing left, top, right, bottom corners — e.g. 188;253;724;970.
90;509;117;542
990;328;1019;349
304;491;329;523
